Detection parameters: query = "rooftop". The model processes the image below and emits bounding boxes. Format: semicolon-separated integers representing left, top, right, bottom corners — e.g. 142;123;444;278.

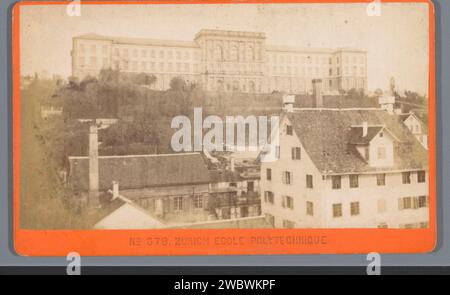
68;153;211;191
285;109;429;174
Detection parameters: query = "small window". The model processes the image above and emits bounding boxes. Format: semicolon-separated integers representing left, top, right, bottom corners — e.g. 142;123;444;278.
264;191;274;204
286;125;293;135
332;176;341;189
418;196;428;208
275;146;280;159
306;174;313;189
282;196;294;210
266;168;272;181
349;175;359;188
376;174;386;186
291;147;301;160
398;197;412;210
402;172;411;184
350;202;360;216
417;171;426;183
332;203;342;218
306;201;314;216
193;195;203;209
174;197;183;211
282;171;292;185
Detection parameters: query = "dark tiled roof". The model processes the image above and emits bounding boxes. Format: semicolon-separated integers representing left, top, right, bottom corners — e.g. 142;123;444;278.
209;170;242;183
68;153;211;191
348;126;384;145
286;109;429;174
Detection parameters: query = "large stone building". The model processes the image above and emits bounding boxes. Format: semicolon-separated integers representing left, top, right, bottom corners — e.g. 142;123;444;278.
259;90;429;229
71;29;367;94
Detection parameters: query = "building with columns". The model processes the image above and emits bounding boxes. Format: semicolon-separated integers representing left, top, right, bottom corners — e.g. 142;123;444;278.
72;29;367;94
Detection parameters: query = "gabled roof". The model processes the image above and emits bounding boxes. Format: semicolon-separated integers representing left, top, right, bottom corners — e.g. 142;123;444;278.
286;109;429;174
93;195;165;229
68;153;211;191
348;125;399;145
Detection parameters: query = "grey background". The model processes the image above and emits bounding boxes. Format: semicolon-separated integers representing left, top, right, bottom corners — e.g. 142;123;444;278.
0;0;448;269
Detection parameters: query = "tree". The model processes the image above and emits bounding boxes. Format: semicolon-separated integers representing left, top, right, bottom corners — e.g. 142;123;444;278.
170;76;186;92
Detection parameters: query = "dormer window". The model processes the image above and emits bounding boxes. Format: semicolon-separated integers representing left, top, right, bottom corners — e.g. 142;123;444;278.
349;125;398;168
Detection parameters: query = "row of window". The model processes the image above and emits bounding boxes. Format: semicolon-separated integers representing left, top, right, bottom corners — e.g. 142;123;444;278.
113;47;199;61
207;63;263;74
398;196;429;210
77;56;201;74
78;43;109;55
264;192;314;216
332;202;360;217
265;193;428;219
270;65;365;77
267;168;426;189
78;43;365;65
270;54;365;66
331;171;426;189
172;195;204;211
267;168;314;188
267;216;429;229
209;44;262;62
78;43;201;61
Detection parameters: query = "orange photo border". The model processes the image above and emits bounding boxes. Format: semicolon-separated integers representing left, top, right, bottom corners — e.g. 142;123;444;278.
12;0;436;256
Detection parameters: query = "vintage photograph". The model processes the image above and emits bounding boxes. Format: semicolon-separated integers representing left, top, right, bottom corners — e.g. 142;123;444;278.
19;2;430;230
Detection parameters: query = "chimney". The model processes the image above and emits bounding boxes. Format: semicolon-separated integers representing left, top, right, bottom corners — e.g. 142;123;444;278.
312;79;323;108
362;121;368;137
112;181;119;200
89;124;100;208
282;94;295;113
230;157;235;172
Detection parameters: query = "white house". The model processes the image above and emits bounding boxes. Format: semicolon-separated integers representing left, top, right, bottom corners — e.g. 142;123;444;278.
260;103;429;229
400;112;428;149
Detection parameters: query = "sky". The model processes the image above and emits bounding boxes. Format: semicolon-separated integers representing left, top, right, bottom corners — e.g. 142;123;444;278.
20;2;430;94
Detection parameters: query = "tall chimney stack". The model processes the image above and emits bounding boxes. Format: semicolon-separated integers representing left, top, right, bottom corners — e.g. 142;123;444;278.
112;181;119;200
312;79;323;108
89;124;99;208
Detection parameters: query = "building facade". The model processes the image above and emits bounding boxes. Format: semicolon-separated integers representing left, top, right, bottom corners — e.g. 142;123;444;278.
67;127;262;225
71;29;367;94
260;98;429;229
